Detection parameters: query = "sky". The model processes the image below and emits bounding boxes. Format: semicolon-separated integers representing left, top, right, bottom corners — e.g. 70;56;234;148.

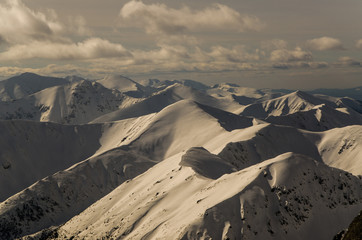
0;0;362;89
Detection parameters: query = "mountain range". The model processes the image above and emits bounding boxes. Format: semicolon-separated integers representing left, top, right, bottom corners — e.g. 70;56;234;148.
0;73;361;240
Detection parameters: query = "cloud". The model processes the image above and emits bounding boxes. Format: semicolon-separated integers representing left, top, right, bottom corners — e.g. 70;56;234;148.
0;38;131;61
119;1;264;35
270;47;312;62
306;37;344;51
0;0;91;45
272;62;328;70
0;0;64;43
336;56;361;67
356;39;362;49
208;46;260;63
261;39;288;50
67;15;91;36
85;43;261;75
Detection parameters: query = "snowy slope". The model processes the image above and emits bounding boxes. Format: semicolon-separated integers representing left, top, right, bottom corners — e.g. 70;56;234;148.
312;125;362;175
0;73;68;101
239;90;333;119
266;104;362;131
207;83;292;107
0;100;256;238
92;84;241;123
1;75;362;240
335;97;362;114
0;80;135;124
53;152;362;240
0;120;103;202
143;79;211;92
97;75;148;98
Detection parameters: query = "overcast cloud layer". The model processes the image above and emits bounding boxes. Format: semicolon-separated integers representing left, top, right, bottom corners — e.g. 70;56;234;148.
0;0;361;89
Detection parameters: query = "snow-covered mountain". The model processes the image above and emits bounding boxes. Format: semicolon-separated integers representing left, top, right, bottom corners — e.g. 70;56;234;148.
236;90;362;131
143;79;211;92
0;100;256;238
266;104;362;131
239;90;332;119
0;73;69;101
308;86;362;101
97;75;150;98
0;120;102;202
92;84;241;123
52;152;361;240
0;80;136;124
0;73;361;240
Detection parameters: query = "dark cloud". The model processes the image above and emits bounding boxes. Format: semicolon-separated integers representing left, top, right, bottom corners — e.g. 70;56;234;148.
337;57;361;67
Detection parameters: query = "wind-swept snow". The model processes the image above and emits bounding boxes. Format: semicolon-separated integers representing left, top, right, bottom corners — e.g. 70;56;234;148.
97;75;148;98
0;73;68;101
92;84;241;123
53;152;362;240
311;125;362;175
0;99;256;238
0;74;361;240
239;90;333;118
0;120;102;202
0;80;134;124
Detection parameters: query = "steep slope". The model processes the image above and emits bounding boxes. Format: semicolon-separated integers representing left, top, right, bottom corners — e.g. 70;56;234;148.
0;120;102;202
266;104;362;131
144;79;211;92
105;100;256;160
312;125;362;175
53;152;362;240
335;97;362;114
207;83;291;107
0;113;160;204
337;210;362;240
239;90;333;119
0;73;68;101
0;100;256;238
0;80;134;124
97;75;148;98
92;84;241;123
0;149;154;240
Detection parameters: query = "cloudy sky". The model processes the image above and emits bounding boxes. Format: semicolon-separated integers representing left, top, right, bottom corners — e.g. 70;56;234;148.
0;0;361;89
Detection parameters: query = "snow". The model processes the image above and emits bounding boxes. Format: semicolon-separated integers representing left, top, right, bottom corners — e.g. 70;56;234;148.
0;73;68;101
54;152;362;240
239;90;333;118
0;80;134;124
312;125;362;175
0;74;361;240
97;75;147;98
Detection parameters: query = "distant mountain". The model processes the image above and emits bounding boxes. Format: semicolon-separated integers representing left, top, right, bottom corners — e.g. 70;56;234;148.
97;75;149;98
0;80;134;124
308;86;362;101
239;90;331;119
0;73;361;240
238;90;362;131
335;97;362;114
0;73;69;101
92;84;241;123
143;79;211;92
266;104;362;131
